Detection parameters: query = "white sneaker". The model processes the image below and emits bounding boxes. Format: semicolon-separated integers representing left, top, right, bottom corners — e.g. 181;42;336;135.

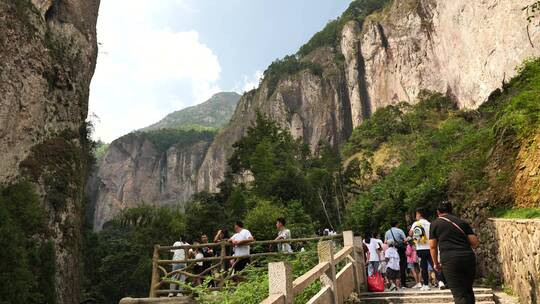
413;283;422;289
420;285;431;291
389;283;396;291
438;281;446;290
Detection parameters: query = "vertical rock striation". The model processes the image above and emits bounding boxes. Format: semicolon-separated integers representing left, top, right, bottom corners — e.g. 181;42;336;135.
91;134;213;230
197;0;540;193
0;0;99;302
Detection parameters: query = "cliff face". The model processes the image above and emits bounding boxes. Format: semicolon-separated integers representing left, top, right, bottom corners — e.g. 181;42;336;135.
91;133;213;230
90;92;240;230
197;0;540;192
0;0;99;302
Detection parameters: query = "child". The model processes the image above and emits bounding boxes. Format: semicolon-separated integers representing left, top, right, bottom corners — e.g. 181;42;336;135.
406;237;421;288
384;240;401;291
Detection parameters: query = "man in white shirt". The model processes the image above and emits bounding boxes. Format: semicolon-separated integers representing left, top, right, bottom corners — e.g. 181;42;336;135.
275;217;292;253
230;221;254;271
409;208;433;290
169;236;189;296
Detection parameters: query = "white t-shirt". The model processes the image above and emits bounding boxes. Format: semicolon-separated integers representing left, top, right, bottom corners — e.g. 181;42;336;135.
363;238;383;262
195;252;204;266
410;219;431;250
385;247;400;271
171;241;188;261
231;228;253;256
277;229;292;253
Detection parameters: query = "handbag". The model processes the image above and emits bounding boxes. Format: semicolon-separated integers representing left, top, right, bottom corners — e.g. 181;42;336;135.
390;228;405;251
367;271;385;292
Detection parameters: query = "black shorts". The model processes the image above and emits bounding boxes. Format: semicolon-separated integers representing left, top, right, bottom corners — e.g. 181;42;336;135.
387;268;400;280
233;258;250;272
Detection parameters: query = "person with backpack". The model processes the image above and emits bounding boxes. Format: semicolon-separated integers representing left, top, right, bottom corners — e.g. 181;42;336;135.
430;201;478;304
384;219;407;288
409;207;434;291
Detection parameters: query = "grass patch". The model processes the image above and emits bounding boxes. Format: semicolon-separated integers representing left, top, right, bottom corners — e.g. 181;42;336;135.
492;208;540;219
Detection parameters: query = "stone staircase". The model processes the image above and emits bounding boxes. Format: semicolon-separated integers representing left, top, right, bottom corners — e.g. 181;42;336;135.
358;287;495;304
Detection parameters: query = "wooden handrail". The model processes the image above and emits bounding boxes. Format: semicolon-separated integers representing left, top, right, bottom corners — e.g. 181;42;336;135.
147;232;351;301
158;251;298;265
260;231;367;304
334;246;353;264
158;234;342;251
260;294;285;304
292;261;330;295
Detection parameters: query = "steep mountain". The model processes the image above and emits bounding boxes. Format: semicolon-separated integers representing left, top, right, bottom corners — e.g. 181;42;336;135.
0;0;99;303
143;92;241;131
90;92;240;230
196;0;540;193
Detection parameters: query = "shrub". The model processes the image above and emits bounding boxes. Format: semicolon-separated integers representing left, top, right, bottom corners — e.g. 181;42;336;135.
0;182;53;304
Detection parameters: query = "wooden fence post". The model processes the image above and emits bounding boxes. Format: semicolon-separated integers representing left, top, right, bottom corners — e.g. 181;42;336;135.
149;245;160;298
268;262;293;304
354;236;367;292
318;240;339;304
219;241;227;287
343;231;362;294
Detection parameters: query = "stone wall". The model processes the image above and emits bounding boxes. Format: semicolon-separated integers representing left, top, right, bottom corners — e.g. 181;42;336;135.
478;218;540;304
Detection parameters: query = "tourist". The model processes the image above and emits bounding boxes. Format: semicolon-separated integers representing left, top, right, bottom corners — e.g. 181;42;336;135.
363;231;383;276
214;228;232;256
385;240;401;291
405;237;421;288
213;228;230;243
169;236;189;296
385;219;407;287
275;217;292;253
409;207;435;291
230;221;254;272
200;234;214;274
192;241;204;286
430;201;478;304
378;233;389;283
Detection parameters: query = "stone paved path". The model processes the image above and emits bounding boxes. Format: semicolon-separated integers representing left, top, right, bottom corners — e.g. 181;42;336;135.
357;287;496;304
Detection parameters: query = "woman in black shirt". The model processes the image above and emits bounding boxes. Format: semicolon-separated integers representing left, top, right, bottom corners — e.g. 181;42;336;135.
430;201;479;304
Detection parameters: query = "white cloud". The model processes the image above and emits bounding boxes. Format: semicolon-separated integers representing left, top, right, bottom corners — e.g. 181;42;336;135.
235;70;263;93
89;0;221;142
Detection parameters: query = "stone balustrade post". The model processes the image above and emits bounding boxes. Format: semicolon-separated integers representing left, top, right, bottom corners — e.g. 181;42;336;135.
353;236;367;292
267;261;293;304
343;231;363;294
318;240;339;304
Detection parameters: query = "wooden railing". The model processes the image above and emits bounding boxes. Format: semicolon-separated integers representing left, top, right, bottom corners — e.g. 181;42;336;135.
148;233;344;298
260;231;366;304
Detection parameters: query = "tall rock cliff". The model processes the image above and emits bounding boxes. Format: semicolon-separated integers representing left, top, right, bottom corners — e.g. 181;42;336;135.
0;0;99;302
90;92;240;230
91;131;214;230
197;0;540;193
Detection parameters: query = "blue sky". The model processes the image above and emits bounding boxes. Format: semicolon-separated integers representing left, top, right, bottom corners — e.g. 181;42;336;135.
89;0;352;142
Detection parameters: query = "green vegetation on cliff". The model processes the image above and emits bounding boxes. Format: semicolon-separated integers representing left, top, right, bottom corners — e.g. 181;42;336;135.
297;0;391;57
343;59;540;233
0;182;55;304
143;92;241;131
125;128;216;153
261;0;391;98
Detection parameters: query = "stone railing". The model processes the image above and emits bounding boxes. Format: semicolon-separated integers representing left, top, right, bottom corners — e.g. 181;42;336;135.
260;231;366;304
477;218;540;304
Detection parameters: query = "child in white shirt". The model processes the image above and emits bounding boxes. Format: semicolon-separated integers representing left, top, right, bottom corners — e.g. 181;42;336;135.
385;240;401;291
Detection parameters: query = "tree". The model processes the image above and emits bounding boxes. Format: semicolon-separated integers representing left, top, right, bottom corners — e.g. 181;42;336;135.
84;206;186;304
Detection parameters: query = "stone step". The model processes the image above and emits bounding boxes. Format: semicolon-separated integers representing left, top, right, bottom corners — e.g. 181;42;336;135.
359;293;494;303
361;287;492;298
